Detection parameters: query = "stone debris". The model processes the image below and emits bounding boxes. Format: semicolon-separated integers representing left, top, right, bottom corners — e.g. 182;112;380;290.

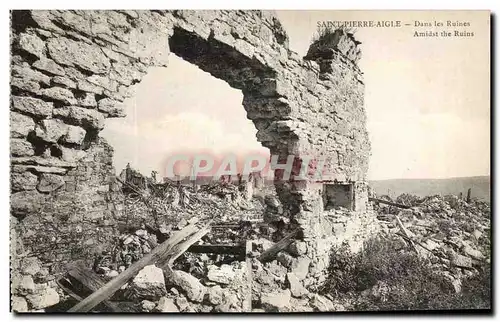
156;297;179;312
310;294;335;312
260;289;291;312
170;270;206;303
286;273;308;298
25;286;60;310
11;296;29;312
207;264;243;285
20;257;42;276
451;254;473;269
276;251;294;268
11;170;490;313
125;265;167;300
15;275;36;295
288;241;307;256
290;257;311;281
463;244;483;260
375;194;490;293
141;300;156;312
207;285;224;305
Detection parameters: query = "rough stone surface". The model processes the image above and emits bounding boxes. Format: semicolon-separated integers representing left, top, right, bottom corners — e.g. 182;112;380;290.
47;37;111;74
18;33;45;58
11;112;36;138
463;244;483;260
170;270;206;303
214;293;241;312
34;119;71;144
33;58;65;76
11;139;35;157
11;172;38;191
276;251;294;268
141;300;156;312
207;285;224;305
53;106;105;130
290;257;311;281
451;254;473;269
12;63;50;86
77;93;97;107
288;241;307;256
207;264;237;284
20;257;42;276
11;296;29;312
11;190;46;217
40;87;77;105
97;98;126;117
26;286;60;309
52;76;76;88
156;297;179;312
63;125;86;144
260;289;291;312
286;273;308;297
310;294;335;312
14;275;36;295
11;96;53;117
59;146;86;162
127;265;167;300
37;173;65;193
34;118;86;145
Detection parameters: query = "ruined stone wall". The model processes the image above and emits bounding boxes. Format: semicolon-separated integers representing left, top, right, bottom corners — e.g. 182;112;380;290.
10;138;121;311
10;10;378;297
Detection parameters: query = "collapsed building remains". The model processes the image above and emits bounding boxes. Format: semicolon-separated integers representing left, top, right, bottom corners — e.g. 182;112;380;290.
10;10;379;312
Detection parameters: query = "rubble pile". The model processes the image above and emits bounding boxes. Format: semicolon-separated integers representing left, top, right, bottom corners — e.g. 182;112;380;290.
11;256;62;312
375;194;490;292
14;160;490;313
248;239;346;312
42;171;346;313
120;178;266;231
86;218;252;312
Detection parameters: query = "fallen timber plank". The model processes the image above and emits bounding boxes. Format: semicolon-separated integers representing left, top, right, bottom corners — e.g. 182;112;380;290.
187;244;245;255
67;223;202;312
58;275;137;313
67;265;109;293
56;278;84;302
211;221;268;229
369;197;411;209
395;232;434;254
395;215;419;255
258;229;300;263
158;224;212;268
65;266;123;312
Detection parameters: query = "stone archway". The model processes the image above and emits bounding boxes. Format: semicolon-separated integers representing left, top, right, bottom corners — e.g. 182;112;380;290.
10;10;378;298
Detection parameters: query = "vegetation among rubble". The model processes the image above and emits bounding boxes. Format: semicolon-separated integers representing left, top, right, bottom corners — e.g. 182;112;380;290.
306;24;360;62
322;192;491;311
322;238;490;311
311;25;357;47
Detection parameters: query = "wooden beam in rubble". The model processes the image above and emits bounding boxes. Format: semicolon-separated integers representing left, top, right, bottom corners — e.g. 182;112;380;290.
369;197;411;209
67;222;206;312
258;229;300;263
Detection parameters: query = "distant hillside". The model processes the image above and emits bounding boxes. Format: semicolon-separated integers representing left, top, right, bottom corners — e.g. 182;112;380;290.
369;176;490;202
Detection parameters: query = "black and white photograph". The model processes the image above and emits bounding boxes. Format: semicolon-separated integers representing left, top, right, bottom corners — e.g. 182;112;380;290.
8;8;491;313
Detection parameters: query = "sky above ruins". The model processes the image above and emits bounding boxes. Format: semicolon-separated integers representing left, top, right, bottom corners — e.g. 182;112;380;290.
101;10;490;180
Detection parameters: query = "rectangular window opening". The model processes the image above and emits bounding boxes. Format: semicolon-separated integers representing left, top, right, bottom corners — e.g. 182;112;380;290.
323;183;354;211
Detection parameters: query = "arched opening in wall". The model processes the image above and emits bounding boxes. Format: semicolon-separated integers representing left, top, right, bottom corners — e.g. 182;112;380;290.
100;53;270;186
